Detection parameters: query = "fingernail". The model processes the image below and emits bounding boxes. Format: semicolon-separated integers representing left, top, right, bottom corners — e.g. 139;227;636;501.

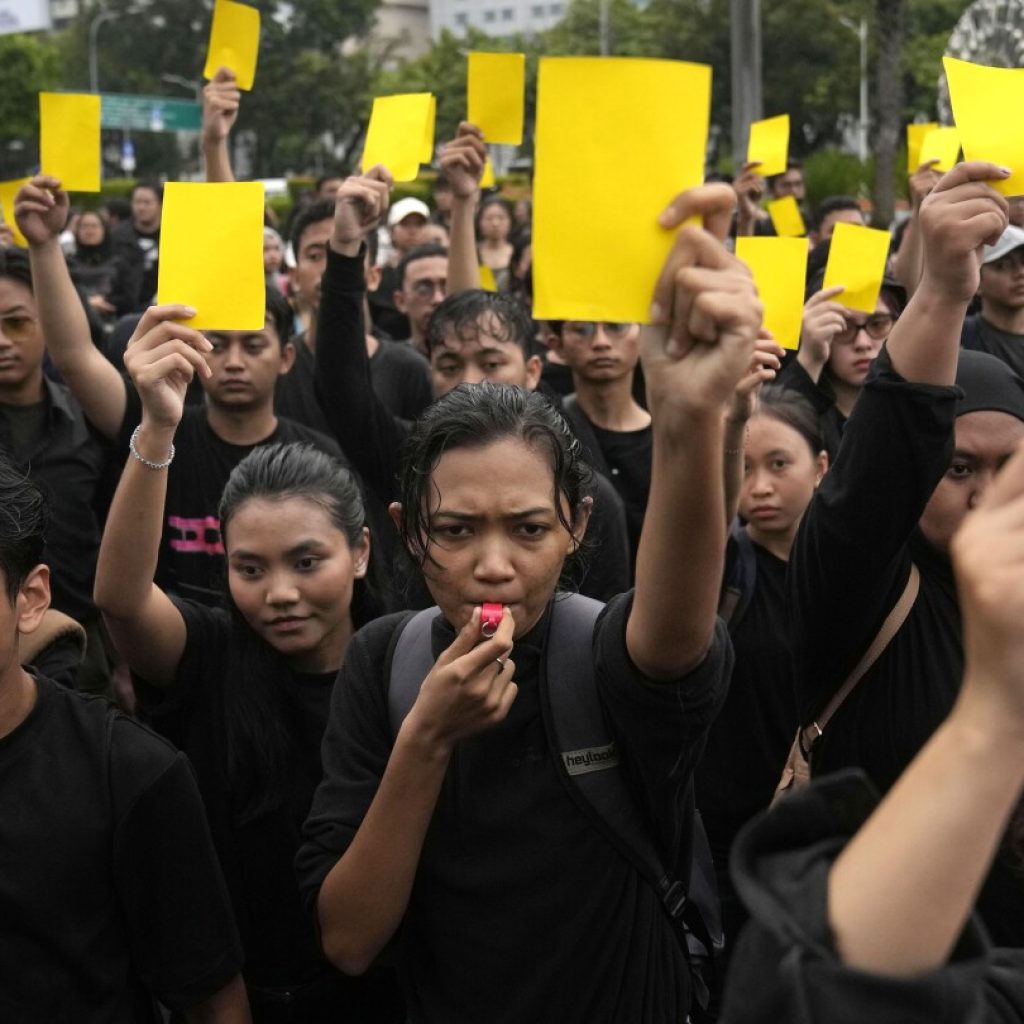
183;306;197;317
999;166;1013;177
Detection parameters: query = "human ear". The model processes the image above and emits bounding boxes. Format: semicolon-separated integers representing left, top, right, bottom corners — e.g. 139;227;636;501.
568;496;594;553
352;527;371;578
815;450;829;486
279;341;297;375
16;565;51;636
394;289;409;314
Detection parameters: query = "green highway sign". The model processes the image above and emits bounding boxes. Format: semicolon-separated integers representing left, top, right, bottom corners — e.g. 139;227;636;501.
101;94;202;133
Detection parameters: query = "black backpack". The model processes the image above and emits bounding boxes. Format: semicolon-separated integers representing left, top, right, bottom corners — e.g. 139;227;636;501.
387;593;724;1018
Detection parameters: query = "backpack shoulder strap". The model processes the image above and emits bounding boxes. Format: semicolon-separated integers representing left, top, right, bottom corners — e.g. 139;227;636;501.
718;521;758;629
387;607;440;739
803;563;920;753
544;594;723;964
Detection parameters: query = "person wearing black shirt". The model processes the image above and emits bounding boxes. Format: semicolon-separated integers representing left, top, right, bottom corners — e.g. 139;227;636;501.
17;176;340;606
311;168;631;604
95;320;404;1022
0;455;248;1022
723;444;1024;1021
367;196;432;340
111;181;162;311
0;245;113;690
788;161;1024;946
298;178;759;1019
961;224;1024;378
66;209;136;321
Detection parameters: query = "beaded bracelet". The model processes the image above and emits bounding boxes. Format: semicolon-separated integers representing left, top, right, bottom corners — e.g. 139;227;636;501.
129;425;175;470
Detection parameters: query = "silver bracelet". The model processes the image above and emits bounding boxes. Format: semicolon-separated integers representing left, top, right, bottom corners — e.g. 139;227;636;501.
129;425;175;470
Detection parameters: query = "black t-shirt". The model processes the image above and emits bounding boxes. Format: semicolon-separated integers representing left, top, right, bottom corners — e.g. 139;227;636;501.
587;419;652;562
961;313;1024;378
135;601;404;1019
0;675;242;1021
698;535;797;852
367;263;410;340
297;592;732;1024
118;390;343;605
723;771;1024;1024
112;221;160;310
788;346;1024;946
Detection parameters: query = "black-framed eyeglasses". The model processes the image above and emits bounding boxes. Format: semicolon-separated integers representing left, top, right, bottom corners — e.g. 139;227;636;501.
835;313;895;343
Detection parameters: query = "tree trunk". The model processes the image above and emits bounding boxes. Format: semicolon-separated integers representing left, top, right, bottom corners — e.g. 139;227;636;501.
871;0;905;228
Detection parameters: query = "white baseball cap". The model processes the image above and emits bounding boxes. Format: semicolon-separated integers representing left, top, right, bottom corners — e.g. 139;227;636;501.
983;224;1024;264
388;197;430;227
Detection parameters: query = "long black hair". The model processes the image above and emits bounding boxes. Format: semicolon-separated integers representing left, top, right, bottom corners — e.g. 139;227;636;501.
397;383;593;591
217;443;379;823
753;387;826;459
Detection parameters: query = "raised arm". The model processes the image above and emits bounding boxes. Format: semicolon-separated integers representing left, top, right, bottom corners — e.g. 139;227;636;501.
15;176;126;439
890;159;940;300
94;306;213;686
795;284;846;386
627;185;761;679
732;161;766;238
202;67;240;184
829;438;1024;977
889;161;1008;385
440;122;486;294
315;167;410;502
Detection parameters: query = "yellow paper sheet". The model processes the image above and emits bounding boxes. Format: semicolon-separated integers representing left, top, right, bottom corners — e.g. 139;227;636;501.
362;94;434;181
468;51;526;146
735;237;807;350
0;178;30;247
822;222;891;314
907;122;938;176
918;125;960;174
481;157;496;188
204;0;260;91
479;265;498;291
533;56;711;323
422;95;436;165
746;114;789;178
945;56;1024;195
40;93;101;193
157;182;265;330
767;196;806;237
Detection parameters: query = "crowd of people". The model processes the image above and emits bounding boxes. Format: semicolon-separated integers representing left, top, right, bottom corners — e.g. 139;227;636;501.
3;63;1024;1024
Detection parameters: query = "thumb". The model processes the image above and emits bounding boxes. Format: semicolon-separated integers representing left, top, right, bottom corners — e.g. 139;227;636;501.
436;607;483;666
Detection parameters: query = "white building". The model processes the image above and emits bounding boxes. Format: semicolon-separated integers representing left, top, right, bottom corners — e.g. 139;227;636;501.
429;0;567;39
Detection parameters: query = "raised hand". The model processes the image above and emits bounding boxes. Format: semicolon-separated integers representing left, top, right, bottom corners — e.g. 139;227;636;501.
733;161;766;233
728;330;785;425
202;67;241;145
439;122;487;200
403;606;518;753
798;284;847;378
908;158;941;211
123;306;212;431
642;184;763;418
13;176;68;248
918;161;1010;304
331;166;393;253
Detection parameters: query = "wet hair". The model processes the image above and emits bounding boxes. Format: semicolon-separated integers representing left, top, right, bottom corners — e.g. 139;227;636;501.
0;246;33;293
265;285;292;346
289;198;335;258
397;383;593;590
217;443;380;822
0;453;47;604
130;180;163;203
813;195;862;233
753;387;825;459
396;243;448;289
425;290;534;358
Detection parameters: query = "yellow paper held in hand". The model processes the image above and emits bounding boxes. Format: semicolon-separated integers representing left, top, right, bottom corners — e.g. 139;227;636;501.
736;237;807;351
204;0;260;91
157;182;265;330
767;196;805;237
746;114;789;177
40;93;101;192
907;122;938;175
422;95;437;165
823;222;891;315
0;178;30;247
362;94;434;182
945;56;1024;195
468;52;526;145
481;157;496;188
479;265;498;291
918;126;960;173
533;57;711;323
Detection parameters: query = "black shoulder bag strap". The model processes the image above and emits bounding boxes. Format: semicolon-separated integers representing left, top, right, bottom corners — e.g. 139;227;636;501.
718;520;758;629
387;607;437;737
542;595;723;995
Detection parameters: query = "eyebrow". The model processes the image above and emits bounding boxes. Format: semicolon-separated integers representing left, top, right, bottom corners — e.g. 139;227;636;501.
230;540;327;560
431;507;554;521
0;305;31;316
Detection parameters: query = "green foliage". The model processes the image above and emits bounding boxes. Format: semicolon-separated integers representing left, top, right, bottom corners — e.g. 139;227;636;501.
0;33;60;178
802;149;873;212
904;0;972;119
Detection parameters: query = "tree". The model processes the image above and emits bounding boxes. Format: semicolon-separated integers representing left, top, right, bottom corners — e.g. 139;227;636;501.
0;33;60;179
872;0;905;226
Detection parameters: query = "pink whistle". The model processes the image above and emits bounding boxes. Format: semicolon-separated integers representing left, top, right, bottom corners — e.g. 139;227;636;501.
480;603;504;637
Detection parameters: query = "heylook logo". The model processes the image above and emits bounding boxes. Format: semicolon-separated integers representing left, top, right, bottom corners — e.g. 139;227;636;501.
561;743;620;776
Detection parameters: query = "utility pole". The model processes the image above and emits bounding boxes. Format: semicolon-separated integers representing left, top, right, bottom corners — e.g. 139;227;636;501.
730;0;763;166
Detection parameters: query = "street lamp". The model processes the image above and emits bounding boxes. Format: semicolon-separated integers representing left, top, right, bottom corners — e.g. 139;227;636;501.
88;5;147;94
161;74;202;103
840;15;869;162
